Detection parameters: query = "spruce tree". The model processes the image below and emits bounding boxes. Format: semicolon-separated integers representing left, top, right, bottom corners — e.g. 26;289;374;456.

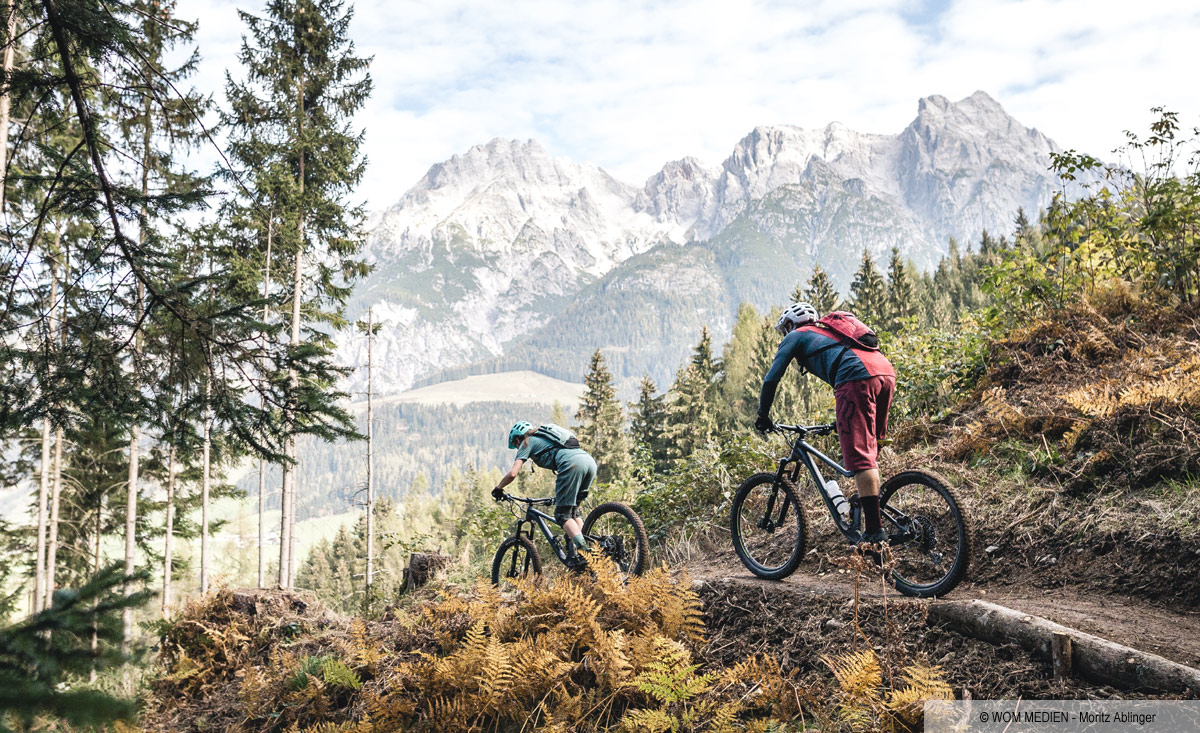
745;315;803;423
804;265;841;315
690;326;718;386
717;303;761;422
225;0;372;588
0;565;150;729
663;331;721;460
885;246;916;332
574;350;630;482
848;249;887;324
629;376;668;474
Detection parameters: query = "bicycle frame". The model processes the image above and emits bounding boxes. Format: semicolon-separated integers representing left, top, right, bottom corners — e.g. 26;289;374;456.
508;501;572;562
773;429;860;539
770;424;919;543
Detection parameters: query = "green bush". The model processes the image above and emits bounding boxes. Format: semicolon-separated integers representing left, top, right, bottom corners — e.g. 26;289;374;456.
633;435;772;542
885;315;994;422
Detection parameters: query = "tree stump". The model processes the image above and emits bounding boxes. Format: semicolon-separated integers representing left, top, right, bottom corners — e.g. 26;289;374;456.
400;552;451;593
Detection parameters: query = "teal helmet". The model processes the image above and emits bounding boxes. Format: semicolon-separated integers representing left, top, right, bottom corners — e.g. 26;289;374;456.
508;421;532;449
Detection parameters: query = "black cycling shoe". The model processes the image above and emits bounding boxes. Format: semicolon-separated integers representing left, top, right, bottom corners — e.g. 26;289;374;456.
858;528;888;547
564;553;589;573
856;529;888;566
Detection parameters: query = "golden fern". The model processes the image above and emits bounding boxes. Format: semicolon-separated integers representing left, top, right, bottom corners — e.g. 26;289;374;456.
619;707;678;732
632;637;714;704
886;662;953;728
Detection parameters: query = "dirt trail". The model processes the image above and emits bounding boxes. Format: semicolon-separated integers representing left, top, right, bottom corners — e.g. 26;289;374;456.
685;552;1200;669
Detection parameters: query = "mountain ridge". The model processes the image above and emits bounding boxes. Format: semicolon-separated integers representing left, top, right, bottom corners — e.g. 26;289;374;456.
338;91;1067;394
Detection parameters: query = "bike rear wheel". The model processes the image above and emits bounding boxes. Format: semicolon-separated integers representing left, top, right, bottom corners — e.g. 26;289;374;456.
491;535;542;588
879;470;971;598
730;473;808;580
582;502;649;578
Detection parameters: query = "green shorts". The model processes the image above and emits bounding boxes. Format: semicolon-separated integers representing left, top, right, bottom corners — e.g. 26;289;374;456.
553;448;597;518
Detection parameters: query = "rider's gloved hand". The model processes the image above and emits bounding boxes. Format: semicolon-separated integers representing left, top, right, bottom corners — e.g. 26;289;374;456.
754;414;773;433
491;486;504;501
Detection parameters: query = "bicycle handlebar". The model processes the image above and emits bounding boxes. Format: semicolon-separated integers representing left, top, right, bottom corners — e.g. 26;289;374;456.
773;422;836;436
498;493;554;506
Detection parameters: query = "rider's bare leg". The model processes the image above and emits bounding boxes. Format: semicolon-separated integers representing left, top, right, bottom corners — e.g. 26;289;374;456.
854;469;880;498
563;516;584;542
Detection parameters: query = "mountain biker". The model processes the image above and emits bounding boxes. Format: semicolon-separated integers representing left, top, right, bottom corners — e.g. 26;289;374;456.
492;421;597;570
754;302;896;547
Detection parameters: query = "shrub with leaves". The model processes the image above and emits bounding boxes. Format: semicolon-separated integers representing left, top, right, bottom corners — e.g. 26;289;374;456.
633;434;771;543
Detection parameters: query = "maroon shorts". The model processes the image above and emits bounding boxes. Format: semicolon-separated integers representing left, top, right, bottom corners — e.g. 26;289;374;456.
834;375;895;472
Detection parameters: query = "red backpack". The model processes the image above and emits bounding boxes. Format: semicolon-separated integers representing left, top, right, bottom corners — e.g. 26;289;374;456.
816;311;880;350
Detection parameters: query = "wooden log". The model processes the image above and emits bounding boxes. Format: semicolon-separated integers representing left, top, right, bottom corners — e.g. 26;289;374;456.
1051;631;1072;680
928;599;1200;694
400;552;451;593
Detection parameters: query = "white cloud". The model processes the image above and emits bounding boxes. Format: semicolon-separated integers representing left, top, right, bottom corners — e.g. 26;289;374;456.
183;0;1200;211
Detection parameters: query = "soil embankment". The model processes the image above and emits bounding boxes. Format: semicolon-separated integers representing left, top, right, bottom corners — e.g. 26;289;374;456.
688;549;1200;697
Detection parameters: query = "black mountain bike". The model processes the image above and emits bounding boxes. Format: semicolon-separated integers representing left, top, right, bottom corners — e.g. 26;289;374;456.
491;493;650;587
730;422;971;598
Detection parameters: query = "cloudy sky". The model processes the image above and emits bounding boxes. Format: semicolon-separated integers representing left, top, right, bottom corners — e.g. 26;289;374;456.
186;0;1200;212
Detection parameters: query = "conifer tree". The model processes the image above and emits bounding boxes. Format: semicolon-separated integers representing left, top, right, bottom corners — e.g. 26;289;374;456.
745;315;803;422
629;376;668;473
848;249;887;324
689;326;718;386
0;565;150;730
664;331;721;461
225;0;372;588
717;303;761;422
885;246;916;332
804;265;841;315
574;350;630;482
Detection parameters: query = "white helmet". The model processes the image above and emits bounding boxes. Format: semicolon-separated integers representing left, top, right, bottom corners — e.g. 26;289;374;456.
775;302;818;336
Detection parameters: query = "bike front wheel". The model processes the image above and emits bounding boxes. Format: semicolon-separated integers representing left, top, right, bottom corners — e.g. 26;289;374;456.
491;535;542;588
582;502;649;578
879;470;971;598
730;473;808;580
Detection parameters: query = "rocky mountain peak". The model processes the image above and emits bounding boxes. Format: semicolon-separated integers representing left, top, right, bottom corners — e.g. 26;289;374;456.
347;92;1071;395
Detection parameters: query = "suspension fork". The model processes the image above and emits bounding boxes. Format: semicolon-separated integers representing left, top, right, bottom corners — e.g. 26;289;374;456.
508;518;535;577
759;459;793;530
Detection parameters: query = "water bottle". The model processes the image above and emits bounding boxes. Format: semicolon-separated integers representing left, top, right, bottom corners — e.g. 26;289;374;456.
823;479;851;522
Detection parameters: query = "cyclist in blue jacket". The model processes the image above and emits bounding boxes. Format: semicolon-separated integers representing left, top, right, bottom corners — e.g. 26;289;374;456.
756;303;896;547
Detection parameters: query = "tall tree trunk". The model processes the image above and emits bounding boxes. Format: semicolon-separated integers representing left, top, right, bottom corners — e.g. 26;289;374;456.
123;282;143;672
123;88;153;677
258;216;272;589
365;307;374;597
34;271;60;613
279;50;308;590
281;244;301;589
45;425;62;608
162;443;176;617
90;493;104;683
44;226;65;609
0;0;17;212
200;373;212;593
34;416;50;613
123;421;139;668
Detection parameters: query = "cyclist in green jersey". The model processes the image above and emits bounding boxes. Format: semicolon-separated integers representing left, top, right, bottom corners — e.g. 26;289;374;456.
492;421;597;569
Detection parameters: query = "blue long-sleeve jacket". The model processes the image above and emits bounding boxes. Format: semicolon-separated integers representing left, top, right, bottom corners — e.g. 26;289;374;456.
758;326;878;417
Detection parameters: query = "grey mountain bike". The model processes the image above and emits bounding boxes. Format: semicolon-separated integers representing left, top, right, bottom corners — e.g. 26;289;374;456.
730;422;971;598
491;493;649;587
